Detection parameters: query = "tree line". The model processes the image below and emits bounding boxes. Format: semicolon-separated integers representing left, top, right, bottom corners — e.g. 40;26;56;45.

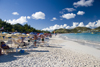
0;19;50;33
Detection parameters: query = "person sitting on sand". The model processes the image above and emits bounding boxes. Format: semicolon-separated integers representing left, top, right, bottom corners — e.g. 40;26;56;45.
1;41;10;49
34;35;38;47
41;35;45;43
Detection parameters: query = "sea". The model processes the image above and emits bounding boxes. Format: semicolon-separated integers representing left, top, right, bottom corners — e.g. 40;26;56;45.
61;33;100;50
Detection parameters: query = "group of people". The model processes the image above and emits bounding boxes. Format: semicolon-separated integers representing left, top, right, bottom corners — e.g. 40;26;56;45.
0;33;52;55
32;34;45;47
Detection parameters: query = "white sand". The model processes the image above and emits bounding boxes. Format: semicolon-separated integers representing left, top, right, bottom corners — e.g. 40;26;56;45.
0;35;100;67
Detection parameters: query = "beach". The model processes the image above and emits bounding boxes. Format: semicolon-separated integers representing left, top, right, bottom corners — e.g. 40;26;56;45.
0;35;100;67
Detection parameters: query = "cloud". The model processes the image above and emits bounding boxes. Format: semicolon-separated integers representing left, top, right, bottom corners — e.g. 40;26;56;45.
77;11;85;15
66;22;79;29
42;24;67;31
61;13;76;19
51;17;57;21
86;22;95;28
78;22;84;27
42;20;100;31
64;8;76;12
73;0;94;8
12;12;19;15
5;16;27;24
66;26;70;29
27;16;31;19
32;11;45;20
59;8;76;14
59;11;64;14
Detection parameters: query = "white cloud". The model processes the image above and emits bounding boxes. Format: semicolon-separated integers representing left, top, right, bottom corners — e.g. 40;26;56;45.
42;24;67;31
6;16;27;24
73;0;94;8
78;22;84;27
66;26;70;29
71;22;79;28
64;8;76;12
59;11;64;14
42;20;100;31
51;17;57;21
32;11;45;20
12;12;19;15
95;20;100;27
59;8;76;14
61;13;76;19
85;20;100;28
27;16;31;19
86;22;95;28
66;22;79;29
77;11;85;15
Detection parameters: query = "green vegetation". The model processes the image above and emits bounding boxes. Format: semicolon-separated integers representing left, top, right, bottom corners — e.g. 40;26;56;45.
93;27;100;32
0;19;50;33
53;27;93;33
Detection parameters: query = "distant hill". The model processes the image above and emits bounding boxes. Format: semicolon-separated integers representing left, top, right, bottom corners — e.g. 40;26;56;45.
53;27;91;33
54;28;71;33
93;26;100;32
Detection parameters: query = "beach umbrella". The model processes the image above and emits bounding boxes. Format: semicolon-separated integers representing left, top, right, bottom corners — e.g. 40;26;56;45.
15;33;21;35
21;34;28;37
39;33;44;35
17;34;28;37
0;33;7;36
22;33;26;35
2;32;8;34
29;32;34;35
11;35;19;38
27;34;33;36
30;32;37;35
5;34;12;37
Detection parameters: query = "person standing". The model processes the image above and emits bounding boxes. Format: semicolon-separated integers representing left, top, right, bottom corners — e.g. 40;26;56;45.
41;35;45;43
34;35;38;47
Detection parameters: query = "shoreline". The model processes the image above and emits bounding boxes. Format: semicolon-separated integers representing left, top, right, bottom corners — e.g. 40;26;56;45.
59;34;100;49
55;34;100;59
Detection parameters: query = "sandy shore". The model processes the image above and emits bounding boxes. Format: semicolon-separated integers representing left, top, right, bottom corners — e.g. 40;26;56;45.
0;35;100;67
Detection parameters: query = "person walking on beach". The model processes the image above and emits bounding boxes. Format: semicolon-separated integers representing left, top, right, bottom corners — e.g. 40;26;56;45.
34;35;38;47
41;35;45;43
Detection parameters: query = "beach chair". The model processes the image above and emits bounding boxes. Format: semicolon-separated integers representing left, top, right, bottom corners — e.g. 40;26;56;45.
12;39;24;48
0;41;15;54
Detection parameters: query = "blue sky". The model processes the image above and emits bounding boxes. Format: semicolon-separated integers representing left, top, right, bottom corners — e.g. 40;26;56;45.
0;0;100;31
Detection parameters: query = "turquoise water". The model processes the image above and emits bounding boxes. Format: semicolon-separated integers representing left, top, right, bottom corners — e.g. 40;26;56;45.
61;33;100;44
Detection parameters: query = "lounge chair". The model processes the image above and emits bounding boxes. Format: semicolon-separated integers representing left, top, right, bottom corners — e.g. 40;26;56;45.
0;41;15;54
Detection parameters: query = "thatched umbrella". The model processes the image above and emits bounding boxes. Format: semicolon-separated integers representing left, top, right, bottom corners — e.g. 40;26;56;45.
5;34;19;47
16;34;28;38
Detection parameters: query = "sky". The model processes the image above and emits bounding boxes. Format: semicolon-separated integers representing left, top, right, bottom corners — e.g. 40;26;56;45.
0;0;100;31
